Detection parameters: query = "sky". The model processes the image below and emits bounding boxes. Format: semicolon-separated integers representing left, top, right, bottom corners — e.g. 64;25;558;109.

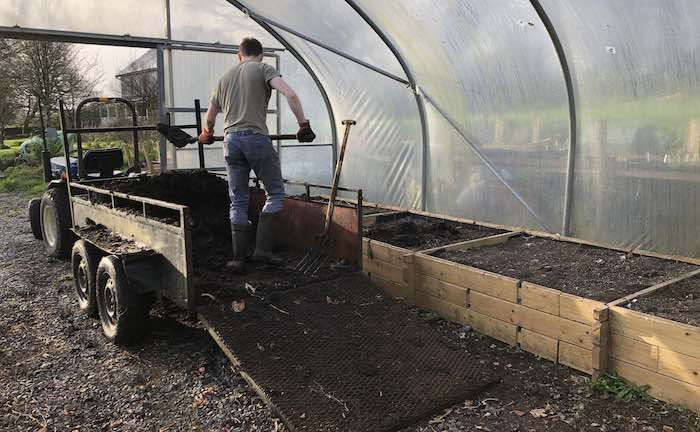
80;45;149;95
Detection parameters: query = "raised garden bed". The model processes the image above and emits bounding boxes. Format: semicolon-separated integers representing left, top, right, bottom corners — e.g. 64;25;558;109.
364;213;506;252
361;213;514;306
360;206;700;412
626;275;700;327
433;234;697;303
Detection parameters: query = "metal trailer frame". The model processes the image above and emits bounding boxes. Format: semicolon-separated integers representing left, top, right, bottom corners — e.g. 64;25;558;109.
55;96;363;323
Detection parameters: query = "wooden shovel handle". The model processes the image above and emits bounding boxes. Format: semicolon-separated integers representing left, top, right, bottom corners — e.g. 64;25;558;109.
323;120;356;236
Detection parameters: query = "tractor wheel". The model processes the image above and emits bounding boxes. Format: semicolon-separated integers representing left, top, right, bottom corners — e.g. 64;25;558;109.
28;198;42;240
95;255;150;345
40;187;74;259
71;240;101;318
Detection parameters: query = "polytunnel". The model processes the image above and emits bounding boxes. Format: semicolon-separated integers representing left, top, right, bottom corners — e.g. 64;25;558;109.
2;0;699;258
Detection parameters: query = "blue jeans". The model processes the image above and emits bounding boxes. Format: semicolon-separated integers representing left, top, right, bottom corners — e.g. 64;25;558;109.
224;131;284;224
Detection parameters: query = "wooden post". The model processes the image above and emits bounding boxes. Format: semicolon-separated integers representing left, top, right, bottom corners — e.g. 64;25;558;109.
402;253;416;306
592;307;610;380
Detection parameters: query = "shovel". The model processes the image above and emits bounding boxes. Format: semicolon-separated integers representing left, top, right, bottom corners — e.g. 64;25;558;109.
295;119;356;275
156;123;297;148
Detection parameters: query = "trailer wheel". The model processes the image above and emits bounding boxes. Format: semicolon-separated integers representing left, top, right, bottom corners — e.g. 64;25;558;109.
41;187;74;259
96;255;150;345
71;240;101;318
28;198;42;240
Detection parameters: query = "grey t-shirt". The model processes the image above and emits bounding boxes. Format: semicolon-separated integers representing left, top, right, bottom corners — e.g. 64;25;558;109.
210;60;281;135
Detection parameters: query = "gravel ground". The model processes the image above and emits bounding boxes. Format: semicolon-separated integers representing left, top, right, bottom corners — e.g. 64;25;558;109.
0;193;283;431
1;192;699;432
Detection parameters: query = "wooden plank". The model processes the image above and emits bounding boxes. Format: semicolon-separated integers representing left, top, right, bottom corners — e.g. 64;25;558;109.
520;282;560;316
518;328;558;362
362;239;409;267
363;256;404;285
408;209;523;234
592;307;609;380
416;274;468;307
657;348;700;388
469;291;517;323
418;231;521;256
632;248;700;266
608;268;700;307
559;341;593;374
518;305;593;348
610;358;700;412
467;310;518;346
415;291;469;325
415;254;518;303
401;253;416;305
560;293;604;325
470;292;593;348
371;275;410;301
610;333;659;370
609;306;700;359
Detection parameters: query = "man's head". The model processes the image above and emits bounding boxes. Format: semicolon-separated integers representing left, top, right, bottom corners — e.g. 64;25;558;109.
238;37;264;62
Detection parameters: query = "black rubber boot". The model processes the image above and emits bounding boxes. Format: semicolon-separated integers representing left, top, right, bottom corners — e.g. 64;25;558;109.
227;222;250;273
253;212;282;265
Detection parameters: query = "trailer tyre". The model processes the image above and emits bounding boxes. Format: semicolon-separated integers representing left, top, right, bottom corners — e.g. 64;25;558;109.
41;187;74;259
28;198;42;240
71;240;101;318
96;255;150;345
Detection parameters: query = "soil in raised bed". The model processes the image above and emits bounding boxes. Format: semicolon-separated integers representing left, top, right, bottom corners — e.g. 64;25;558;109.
629;275;700;327
364;214;505;251
435;234;697;302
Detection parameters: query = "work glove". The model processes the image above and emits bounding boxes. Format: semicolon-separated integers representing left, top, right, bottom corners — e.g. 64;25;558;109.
297;120;316;143
198;127;215;145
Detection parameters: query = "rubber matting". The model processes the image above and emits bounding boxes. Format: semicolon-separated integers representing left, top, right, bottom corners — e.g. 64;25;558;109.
199;273;500;432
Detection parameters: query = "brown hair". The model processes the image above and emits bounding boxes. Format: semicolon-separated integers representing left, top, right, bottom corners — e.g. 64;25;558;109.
239;37;263;57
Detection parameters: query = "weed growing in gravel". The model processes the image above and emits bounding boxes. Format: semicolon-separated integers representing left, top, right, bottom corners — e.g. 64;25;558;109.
588;374;651;402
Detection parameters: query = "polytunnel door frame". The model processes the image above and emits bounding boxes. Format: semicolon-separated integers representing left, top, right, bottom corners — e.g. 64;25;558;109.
156;44;287;172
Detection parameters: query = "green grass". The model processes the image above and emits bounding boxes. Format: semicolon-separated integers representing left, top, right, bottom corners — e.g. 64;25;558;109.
589;374;651;402
0;164;47;197
3;138;27;148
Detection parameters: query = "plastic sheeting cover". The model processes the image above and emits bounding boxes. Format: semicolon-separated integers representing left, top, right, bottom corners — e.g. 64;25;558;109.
232;0;406;80
170;0;281;47
541;0;700;257
0;0;167;38
275;28;423;208
357;0;569;230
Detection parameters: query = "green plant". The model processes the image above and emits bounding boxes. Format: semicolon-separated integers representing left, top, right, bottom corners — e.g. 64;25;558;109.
0;164;47;197
589;374;651;402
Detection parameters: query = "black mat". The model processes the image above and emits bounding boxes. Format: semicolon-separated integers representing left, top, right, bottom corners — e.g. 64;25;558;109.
199;273;500;432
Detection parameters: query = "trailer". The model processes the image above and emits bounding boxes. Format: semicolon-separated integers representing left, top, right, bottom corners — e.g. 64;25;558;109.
31;96;364;344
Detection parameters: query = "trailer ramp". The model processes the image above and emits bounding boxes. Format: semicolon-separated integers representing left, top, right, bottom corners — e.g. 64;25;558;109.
199;273;500;432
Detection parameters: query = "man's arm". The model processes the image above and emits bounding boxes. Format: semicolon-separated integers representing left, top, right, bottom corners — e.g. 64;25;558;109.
205;102;219;131
270;77;305;123
199;102;219;144
270;77;315;142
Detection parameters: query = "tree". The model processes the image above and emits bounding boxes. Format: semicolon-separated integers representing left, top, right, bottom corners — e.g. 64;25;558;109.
0;40;20;147
7;40;100;130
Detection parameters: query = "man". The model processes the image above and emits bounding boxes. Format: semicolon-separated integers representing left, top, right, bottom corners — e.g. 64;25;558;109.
200;37;315;272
